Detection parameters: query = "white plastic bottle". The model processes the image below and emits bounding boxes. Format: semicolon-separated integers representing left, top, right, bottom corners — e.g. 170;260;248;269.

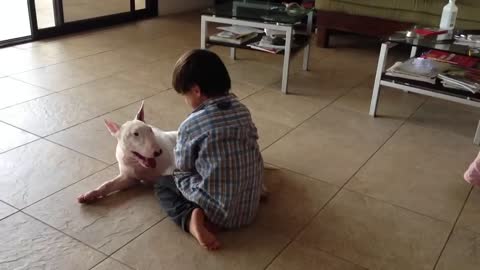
439;0;458;30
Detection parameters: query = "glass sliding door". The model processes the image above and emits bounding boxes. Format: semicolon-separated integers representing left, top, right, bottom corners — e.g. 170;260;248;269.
0;1;31;43
0;0;157;47
135;0;146;10
35;0;56;29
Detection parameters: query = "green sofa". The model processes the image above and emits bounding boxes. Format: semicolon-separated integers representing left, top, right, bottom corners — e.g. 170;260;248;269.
316;0;480;47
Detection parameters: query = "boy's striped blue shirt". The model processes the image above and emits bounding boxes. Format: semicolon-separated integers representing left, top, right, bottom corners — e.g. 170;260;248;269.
174;94;263;228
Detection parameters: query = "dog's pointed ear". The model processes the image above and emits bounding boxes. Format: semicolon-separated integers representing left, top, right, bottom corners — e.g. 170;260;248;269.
135;101;145;122
104;119;120;136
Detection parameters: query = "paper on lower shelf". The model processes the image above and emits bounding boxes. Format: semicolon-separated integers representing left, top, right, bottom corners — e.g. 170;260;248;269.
216;25;264;35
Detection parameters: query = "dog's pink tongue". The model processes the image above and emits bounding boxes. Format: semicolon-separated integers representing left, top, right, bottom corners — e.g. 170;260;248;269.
147;158;156;168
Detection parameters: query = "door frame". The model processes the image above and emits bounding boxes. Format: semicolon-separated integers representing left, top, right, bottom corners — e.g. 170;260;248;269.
0;0;158;48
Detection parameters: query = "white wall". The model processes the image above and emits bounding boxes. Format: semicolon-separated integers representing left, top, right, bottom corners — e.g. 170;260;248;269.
158;0;214;15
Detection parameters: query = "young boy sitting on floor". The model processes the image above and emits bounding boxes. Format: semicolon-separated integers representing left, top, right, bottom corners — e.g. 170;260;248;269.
154;49;264;250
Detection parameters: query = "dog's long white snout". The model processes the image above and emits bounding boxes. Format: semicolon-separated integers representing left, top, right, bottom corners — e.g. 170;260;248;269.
144;140;162;158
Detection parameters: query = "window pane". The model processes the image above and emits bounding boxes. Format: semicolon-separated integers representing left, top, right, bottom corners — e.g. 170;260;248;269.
0;0;31;40
135;0;146;10
35;0;55;29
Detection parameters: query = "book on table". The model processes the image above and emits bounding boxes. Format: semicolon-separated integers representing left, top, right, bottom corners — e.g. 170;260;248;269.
216;26;264;36
438;68;480;93
246;36;287;54
421;50;479;68
414;27;448;37
209;31;258;45
385;58;451;84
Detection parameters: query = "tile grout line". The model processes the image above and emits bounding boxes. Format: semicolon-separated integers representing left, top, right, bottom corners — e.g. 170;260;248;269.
12;177;165;270
7;35;157;78
43;139;114;165
263;88;428;270
0;85;172;156
13;174;165;270
267;159;457;225
261;77;381;270
2;75;53;92
41;92;162;137
0;120;43;138
19;210;111;258
0;120;109;165
0;90;56;110
0;89;168;157
4;47;172;106
0;71;128;113
448;219;480;236
0;199;21;222
106;217;167;259
344;187;455;224
263;93;475;226
88;256;136;270
18;164;115;211
260;74;369;153
0;71;115;110
432;186;475;270
261;170;367;270
0;211;19;223
0;137;42;155
5;47;115;78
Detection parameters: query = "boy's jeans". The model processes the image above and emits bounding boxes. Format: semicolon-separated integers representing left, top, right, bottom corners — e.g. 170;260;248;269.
154;175;199;232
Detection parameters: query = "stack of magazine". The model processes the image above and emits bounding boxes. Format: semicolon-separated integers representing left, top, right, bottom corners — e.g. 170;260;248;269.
209;26;262;45
385;49;480;94
386;58;451;84
247;36;285;54
438;69;480;93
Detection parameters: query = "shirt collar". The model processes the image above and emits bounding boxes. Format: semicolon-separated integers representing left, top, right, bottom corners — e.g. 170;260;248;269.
192;94;235;113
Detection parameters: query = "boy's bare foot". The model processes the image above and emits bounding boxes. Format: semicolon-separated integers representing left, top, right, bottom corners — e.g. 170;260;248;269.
189;208;221;250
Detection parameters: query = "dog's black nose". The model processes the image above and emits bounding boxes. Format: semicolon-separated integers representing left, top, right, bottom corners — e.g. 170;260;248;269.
154;150;162;157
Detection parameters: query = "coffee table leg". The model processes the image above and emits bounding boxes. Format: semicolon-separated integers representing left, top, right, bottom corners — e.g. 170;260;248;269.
369;42;390;116
281;27;293;94
302;44;310;71
230;48;236;60
474;120;480;145
302;11;313;71
410;46;418;58
200;15;207;49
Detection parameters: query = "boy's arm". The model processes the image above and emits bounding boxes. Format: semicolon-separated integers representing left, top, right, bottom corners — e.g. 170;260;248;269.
174;125;207;189
174;127;197;173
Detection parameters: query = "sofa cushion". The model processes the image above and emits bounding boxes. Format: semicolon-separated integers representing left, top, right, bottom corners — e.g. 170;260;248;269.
337;0;480;18
316;0;480;29
336;0;419;12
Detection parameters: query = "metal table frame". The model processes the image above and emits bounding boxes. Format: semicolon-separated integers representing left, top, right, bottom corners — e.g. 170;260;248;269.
369;41;480;145
200;4;313;94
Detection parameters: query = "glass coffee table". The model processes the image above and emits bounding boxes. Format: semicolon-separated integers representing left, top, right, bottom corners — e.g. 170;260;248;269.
201;0;314;94
369;30;480;144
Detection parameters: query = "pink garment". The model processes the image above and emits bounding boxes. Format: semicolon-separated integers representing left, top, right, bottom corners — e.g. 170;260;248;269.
465;152;480;186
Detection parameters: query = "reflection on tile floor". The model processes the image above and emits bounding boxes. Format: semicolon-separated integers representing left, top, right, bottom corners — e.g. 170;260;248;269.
0;10;479;270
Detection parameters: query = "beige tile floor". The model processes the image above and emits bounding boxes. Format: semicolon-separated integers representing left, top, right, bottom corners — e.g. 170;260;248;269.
1;12;480;270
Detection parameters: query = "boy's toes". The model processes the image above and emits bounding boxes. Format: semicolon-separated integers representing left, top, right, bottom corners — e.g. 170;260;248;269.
208;239;221;250
202;238;221;251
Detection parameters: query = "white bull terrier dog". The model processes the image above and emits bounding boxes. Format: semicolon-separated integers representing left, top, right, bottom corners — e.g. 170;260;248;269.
78;101;268;204
77;102;177;203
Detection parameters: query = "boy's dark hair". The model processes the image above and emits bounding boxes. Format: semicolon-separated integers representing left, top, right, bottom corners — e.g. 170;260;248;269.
173;49;231;97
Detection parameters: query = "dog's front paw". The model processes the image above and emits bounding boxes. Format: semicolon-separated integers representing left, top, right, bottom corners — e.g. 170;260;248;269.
77;191;100;204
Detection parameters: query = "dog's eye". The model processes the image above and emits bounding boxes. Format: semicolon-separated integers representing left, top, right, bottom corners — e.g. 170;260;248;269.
134;132;139;136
